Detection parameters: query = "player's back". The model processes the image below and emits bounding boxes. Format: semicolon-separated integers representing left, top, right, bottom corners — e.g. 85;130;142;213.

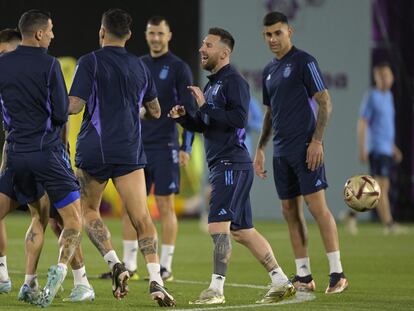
0;46;67;152
72;46;154;165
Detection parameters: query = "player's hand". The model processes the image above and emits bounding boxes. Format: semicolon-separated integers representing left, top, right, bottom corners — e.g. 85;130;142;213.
393;145;403;163
306;139;324;171
254;148;267;179
179;150;190;167
359;149;368;164
168;105;186;118
187;86;206;108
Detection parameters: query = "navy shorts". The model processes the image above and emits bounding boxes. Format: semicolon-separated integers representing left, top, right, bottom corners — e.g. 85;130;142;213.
273;148;328;200
76;162;145;182
0;167;44;205
369;153;393;177
6;145;80;208
208;162;254;231
144;148;180;196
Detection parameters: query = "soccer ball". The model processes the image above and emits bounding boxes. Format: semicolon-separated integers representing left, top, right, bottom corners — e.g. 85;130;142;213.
343;175;381;212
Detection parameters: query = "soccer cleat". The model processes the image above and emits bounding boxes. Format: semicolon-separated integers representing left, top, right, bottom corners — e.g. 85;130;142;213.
100;268;139;281
160;266;174;282
325;272;348;294
37;265;66;307
0;279;11;294
98;270;112;280
18;283;40;304
189;288;225;305
291;275;316;292
112;263;130;299
256;281;296;304
63;285;95;302
149;281;176;307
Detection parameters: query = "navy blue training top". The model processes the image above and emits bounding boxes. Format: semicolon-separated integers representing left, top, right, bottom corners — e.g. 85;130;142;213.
263;46;327;156
69;46;157;166
0;46;68;152
177;64;251;170
140;52;195;152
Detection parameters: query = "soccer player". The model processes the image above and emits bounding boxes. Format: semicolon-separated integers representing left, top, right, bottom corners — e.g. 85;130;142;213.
109;15;195;281
169;27;296;305
352;62;405;235
68;9;175;306
0;10;82;307
0;27;22;295
254;11;348;294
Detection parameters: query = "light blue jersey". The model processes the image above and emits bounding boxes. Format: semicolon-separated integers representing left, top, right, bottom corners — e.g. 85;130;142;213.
360;89;395;155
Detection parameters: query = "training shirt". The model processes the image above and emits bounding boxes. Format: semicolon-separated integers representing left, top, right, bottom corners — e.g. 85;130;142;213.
140;52;195;152
360;89;395;155
177;64;251;169
0;46;68;152
263;46;327;156
70;46;157;166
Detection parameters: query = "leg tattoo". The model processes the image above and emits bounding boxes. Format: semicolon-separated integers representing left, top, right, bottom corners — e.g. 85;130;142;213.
212;233;232;276
85;219;112;256
260;252;278;272
26;227;37;243
138;237;158;257
59;229;81;265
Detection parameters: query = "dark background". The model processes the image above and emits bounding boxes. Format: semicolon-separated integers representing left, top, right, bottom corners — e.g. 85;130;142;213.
0;0;201;82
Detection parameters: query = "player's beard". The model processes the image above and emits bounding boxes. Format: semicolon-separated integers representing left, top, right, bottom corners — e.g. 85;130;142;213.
201;54;218;72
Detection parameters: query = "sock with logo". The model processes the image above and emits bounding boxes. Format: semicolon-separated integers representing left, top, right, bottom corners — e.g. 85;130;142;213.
295;257;311;277
72;266;91;287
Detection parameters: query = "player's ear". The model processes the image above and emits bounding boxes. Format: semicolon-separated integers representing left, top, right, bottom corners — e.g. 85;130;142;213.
34;29;43;42
167;31;172;42
126;30;132;41
287;26;293;38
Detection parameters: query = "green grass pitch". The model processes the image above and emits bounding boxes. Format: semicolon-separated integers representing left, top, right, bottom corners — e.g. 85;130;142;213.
1;214;413;310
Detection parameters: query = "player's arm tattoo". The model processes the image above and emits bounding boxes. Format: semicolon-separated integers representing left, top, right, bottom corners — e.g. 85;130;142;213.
257;106;272;150
138;237;158;257
58;228;82;265
85;219;112;256
312;89;332;141
142;98;161;119
260;252;278;272
25;227;38;243
69;96;86;115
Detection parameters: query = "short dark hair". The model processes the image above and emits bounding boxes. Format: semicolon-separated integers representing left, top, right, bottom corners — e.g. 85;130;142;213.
208;27;235;51
263;11;289;26
102;8;132;39
0;28;22;43
147;15;170;28
18;10;51;35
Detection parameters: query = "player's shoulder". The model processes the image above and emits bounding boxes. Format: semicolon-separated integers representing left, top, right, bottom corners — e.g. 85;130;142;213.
292;47;318;65
224;65;248;87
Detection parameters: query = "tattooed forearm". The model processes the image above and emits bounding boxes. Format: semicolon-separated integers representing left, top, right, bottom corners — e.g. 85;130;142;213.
69;96;86;115
142;98;161;119
58;228;81;265
138;237;158;257
85;219;112;256
312;90;332;141
260;252;278;272
26;228;37;243
257;107;273;150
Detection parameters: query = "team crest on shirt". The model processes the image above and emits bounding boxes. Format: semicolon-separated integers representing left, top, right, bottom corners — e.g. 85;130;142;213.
283;64;292;78
266;74;271;80
159;65;169;80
